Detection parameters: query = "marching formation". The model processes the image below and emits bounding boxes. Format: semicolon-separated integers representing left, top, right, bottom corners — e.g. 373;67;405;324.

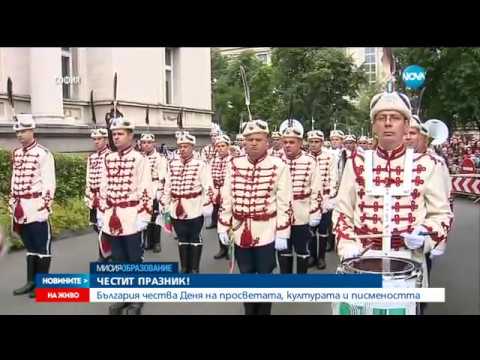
5;71;454;316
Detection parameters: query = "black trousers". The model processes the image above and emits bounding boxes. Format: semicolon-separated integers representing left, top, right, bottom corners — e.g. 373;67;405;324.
235;242;276;315
211;204;219;226
144;199;161;249
172;216;204;244
310;211;332;260
104;232;143;263
20;221;52;256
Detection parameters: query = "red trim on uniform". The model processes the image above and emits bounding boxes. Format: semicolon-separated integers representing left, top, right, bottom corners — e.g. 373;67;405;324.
376;144;406;160
23;140;37;152
247;152;268;165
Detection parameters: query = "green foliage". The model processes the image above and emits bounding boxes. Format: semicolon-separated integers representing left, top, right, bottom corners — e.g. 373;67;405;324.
395;47;480;132
50;197;90;238
0;196;90;251
0;149;90;251
0;149;87;203
212;48;368;136
0;149;12;196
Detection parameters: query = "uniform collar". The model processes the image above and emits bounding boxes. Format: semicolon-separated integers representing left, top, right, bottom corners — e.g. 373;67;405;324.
98;145;109;155
145;149;156;156
23;140;37;152
181;155;194;164
248;151;267;165
376;144;406;160
118;145;133;157
286;150;303;161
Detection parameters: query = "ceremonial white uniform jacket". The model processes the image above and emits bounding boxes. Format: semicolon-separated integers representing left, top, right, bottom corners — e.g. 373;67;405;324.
161;155;214;220
10;141;56;225
201;144;217;164
98;146;153;236
280;151;322;226
268;147;285;158
85;146;111;210
332;144;453;261
211;154;232;206
309;148;338;203
218;153;293;248
144;149;168;201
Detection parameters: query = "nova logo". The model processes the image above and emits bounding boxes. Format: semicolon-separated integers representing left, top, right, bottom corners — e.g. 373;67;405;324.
402;72;425;81
402;65;426;89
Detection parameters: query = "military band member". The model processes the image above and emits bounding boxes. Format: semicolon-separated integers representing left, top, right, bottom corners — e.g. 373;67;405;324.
201;126;219;164
10;114;56;298
332;91;453;293
98;117;153;315
278;121;322;274
140;133;168;253
234;133;246;155
268;131;285;157
160;132;214;273
210;134;232;260
344;134;357;155
404;115;454;280
307;129;338;269
357;135;370;151
218;119;293;315
85;128;112;262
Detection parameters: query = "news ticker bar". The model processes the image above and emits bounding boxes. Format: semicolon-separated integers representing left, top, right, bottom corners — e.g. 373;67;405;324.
35;288;445;303
34;263;445;304
36;273;383;288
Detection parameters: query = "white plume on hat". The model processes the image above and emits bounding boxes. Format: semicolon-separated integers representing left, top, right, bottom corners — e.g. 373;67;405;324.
280;119;304;139
13;114;35;132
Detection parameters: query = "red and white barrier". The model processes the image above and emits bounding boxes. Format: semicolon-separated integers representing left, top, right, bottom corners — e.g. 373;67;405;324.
451;174;480;197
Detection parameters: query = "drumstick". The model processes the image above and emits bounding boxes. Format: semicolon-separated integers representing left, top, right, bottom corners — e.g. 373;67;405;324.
358;243;375;256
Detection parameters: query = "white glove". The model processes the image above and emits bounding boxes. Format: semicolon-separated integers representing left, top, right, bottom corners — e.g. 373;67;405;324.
156;190;162;202
275;237;288;251
325;197;337;211
219;232;230;246
429;247;444;259
155;214;163;226
136;218;149;232
340;243;363;259
402;225;429;250
37;213;49;223
309;218;321;227
204;215;213;228
202;204;213;217
97;210;104;229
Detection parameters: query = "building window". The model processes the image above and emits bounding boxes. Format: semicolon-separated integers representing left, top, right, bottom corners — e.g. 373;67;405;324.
165;48;174;104
61;48;73;99
363;47;376;84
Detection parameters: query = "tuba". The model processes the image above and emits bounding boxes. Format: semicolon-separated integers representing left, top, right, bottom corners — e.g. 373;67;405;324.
424;119;449;146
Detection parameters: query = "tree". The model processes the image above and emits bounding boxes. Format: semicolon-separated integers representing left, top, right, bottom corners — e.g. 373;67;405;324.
270;47;367;134
211;50;275;135
395;47;480;132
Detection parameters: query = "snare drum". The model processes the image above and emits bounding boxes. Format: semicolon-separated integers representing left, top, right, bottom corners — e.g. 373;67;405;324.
333;256;423;315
